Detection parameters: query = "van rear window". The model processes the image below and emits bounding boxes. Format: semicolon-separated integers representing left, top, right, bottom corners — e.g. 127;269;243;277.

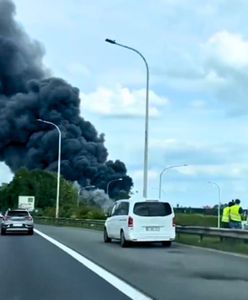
133;202;172;217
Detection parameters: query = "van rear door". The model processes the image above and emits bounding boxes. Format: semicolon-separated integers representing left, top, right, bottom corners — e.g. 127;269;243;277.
132;201;174;237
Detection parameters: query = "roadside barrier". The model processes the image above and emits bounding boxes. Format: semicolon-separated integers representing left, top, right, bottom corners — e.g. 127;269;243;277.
34;216;248;242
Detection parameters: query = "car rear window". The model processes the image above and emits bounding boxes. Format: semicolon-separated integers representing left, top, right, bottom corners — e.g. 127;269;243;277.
7;211;29;217
133;202;172;217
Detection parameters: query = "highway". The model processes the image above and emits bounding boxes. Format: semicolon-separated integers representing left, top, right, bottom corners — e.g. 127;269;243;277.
1;225;248;300
36;224;248;300
0;230;133;300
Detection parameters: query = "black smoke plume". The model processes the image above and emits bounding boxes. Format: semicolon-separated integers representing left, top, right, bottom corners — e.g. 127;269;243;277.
0;0;133;198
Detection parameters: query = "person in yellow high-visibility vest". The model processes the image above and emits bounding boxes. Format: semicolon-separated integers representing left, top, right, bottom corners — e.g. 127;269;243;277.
229;199;243;229
221;202;233;228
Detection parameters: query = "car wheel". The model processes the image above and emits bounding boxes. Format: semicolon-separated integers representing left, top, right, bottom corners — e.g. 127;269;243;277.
120;230;128;248
162;241;172;247
103;227;111;243
28;229;34;235
1;228;6;235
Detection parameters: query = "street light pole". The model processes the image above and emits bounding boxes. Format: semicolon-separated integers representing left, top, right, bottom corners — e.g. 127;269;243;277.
105;38;149;198
106;178;123;197
37;119;61;219
208;181;221;228
159;164;188;199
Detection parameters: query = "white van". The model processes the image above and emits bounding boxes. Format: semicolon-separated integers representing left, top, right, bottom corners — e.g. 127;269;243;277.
104;198;176;247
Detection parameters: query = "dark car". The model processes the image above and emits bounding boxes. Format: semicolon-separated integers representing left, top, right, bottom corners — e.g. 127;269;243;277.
1;209;34;235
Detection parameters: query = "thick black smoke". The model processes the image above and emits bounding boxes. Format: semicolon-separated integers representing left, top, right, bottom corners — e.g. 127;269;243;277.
0;0;133;197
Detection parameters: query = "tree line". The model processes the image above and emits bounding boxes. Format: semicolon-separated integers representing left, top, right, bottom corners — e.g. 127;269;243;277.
0;168;106;219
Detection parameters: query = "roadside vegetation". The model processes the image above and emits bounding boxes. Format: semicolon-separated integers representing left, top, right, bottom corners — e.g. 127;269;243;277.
175;213;218;227
0;168;106;219
1;171;247;255
175;214;248;255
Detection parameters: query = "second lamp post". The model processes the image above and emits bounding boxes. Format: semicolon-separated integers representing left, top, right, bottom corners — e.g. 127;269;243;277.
159;164;188;199
208;181;221;228
107;178;123;198
37;119;61;219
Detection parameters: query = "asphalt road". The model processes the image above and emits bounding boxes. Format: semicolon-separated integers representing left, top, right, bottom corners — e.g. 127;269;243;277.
0;231;131;300
35;224;248;300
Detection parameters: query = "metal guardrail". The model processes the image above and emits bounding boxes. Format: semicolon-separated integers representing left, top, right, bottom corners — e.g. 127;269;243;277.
34;216;105;229
34;217;248;242
176;225;248;241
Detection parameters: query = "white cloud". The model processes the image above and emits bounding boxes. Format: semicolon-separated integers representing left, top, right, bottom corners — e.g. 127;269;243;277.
204;70;226;87
200;30;248;114
205;31;248;70
80;85;169;117
179;164;247;178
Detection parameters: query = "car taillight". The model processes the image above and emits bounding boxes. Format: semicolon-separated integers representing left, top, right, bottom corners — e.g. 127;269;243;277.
128;216;133;228
173;217;176;227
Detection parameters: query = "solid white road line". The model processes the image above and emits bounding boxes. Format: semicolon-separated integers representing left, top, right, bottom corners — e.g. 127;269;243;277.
34;229;153;300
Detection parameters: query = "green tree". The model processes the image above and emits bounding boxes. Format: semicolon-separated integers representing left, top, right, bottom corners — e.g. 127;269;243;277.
0;168;78;215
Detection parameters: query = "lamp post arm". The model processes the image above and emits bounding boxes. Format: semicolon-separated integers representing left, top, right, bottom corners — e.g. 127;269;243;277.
117;43;149;199
113;42;149;79
159;164;188;199
106;178;123;197
106;40;149;198
159;167;169;199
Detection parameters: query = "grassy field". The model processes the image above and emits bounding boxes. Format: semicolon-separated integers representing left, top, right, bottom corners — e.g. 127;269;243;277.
175;213;248;255
175;213;218;227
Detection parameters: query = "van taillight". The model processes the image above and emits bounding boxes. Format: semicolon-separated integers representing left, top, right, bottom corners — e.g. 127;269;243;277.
173;217;176;227
128;216;133;227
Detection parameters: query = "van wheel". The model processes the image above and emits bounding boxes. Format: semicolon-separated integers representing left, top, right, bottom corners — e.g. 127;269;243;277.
1;228;6;235
104;228;111;243
120;230;128;248
162;241;172;247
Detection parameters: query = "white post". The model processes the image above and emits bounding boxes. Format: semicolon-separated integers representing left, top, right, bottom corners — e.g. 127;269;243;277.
37;119;61;219
105;39;149;198
208;181;221;228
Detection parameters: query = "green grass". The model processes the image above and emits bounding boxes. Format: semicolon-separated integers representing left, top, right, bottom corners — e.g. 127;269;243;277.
177;233;248;255
175;213;248;255
176;213;218;227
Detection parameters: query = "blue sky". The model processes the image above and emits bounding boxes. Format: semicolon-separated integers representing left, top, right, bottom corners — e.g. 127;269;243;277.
1;0;248;208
